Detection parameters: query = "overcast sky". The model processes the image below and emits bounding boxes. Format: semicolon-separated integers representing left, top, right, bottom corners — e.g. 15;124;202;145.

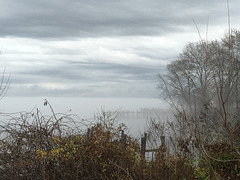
0;0;239;98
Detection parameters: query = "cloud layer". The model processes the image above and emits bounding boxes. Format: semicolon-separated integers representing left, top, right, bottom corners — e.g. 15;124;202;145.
0;0;232;38
0;0;239;98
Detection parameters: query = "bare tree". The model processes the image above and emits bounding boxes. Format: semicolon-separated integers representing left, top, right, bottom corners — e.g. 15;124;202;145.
158;29;240;160
0;68;10;100
154;30;240;179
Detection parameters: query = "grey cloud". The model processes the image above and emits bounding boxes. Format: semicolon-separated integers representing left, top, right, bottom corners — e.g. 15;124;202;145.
7;84;92;97
11;61;165;84
0;0;232;38
1;0;239;99
7;81;159;98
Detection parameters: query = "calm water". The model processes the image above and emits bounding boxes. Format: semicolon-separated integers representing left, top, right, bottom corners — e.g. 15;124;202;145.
0;97;171;136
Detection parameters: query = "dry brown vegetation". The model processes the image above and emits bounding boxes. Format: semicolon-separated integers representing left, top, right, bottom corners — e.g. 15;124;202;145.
0;101;239;179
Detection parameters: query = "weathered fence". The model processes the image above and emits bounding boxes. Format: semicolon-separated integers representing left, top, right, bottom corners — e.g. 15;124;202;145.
86;127;167;160
120;131;166;160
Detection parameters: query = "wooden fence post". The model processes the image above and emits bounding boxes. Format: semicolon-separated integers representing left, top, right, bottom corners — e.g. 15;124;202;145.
120;130;127;149
160;136;166;148
141;133;147;158
160;135;166;159
86;128;91;137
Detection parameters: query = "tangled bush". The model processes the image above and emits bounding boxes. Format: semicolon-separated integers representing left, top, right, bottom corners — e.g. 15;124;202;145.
201;142;240;179
0;105;80;179
1;102;239;179
0;104;145;179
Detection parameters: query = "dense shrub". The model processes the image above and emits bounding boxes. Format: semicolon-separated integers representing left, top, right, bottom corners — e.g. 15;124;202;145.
0;106;146;179
0;105;239;179
202;143;240;179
